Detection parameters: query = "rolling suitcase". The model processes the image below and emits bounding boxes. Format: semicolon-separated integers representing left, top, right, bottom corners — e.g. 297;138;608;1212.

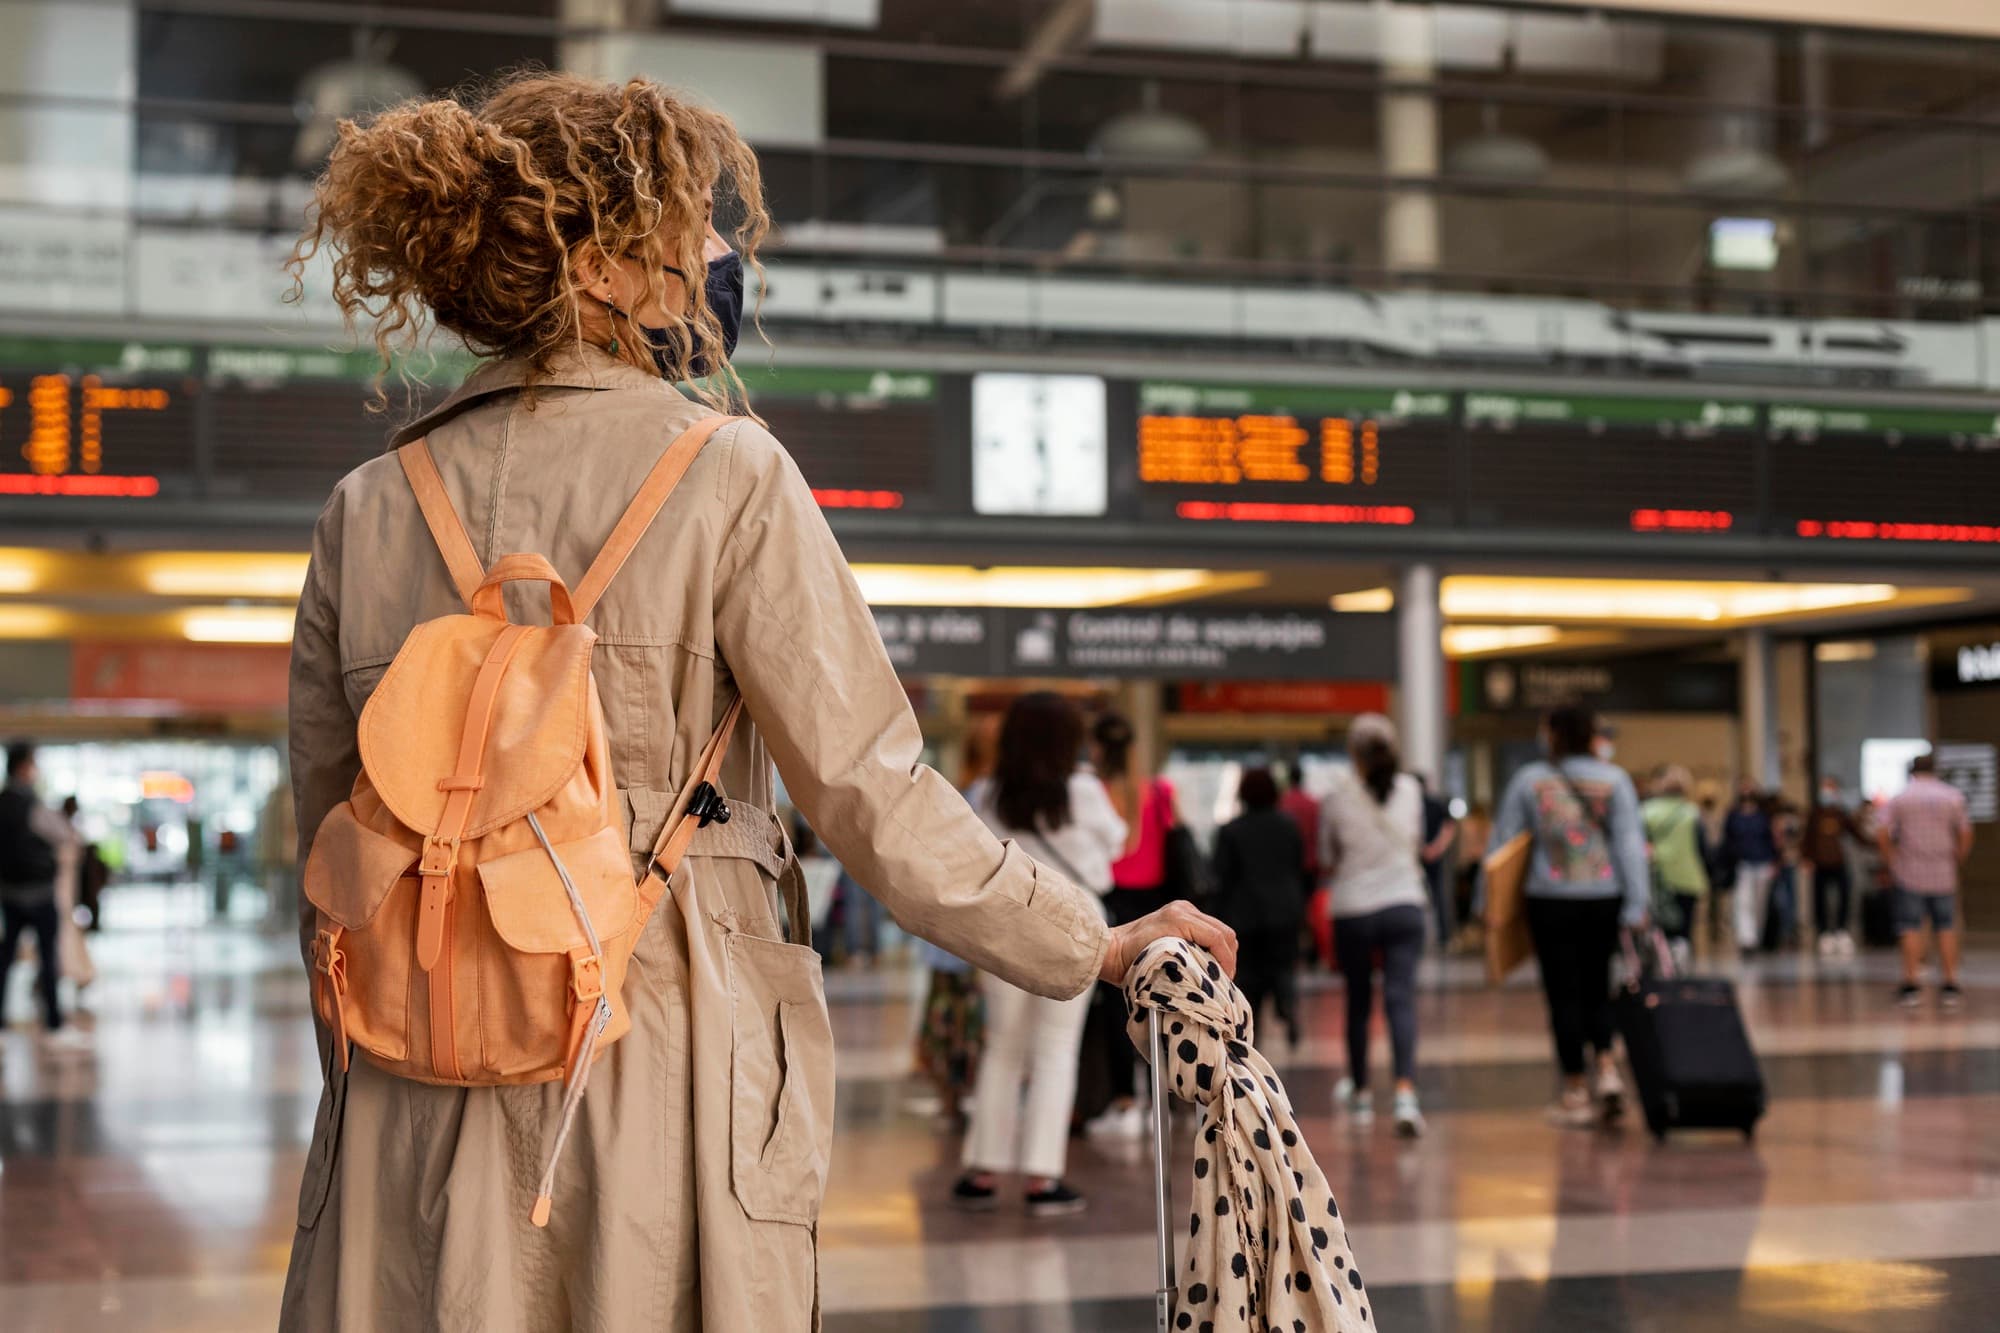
1614;932;1766;1141
1860;886;1898;948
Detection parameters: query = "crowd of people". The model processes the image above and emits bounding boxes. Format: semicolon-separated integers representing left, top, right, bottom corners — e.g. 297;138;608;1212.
894;695;1978;1214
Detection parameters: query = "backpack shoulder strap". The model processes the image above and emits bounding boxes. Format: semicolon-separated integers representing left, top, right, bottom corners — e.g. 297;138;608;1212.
571;415;736;622
642;695;746;890
397;437;485;609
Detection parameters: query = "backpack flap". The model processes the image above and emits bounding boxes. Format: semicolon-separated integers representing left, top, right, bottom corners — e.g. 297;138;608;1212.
303;802;420;930
479;825;637;953
358;616;598;840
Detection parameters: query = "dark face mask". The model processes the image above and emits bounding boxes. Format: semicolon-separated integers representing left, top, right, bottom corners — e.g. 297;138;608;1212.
631;252;743;381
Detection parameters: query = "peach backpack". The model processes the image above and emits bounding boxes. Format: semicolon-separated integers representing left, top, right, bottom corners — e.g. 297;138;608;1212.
302;415;740;1226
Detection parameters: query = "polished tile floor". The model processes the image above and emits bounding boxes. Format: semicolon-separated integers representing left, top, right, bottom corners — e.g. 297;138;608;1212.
2;899;1995;1331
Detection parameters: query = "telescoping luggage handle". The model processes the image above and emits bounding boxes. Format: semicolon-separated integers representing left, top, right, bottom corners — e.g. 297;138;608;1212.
1619;925;1677;988
1147;1008;1175;1333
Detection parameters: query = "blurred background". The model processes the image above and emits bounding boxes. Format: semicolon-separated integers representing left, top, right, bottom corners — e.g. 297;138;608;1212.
3;1;2000;1329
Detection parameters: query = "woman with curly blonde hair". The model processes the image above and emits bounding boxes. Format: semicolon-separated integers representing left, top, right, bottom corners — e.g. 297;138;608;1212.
280;72;1235;1332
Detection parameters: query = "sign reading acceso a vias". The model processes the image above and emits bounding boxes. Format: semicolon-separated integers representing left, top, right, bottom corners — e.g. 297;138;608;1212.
869;607;1395;680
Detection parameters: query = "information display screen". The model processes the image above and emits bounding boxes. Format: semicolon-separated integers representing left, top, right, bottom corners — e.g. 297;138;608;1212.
0;341;201;497
1134;381;1455;526
1461;393;1759;534
736;366;946;513
1769;403;2000;545
204;345;471;502
5;336;2000;560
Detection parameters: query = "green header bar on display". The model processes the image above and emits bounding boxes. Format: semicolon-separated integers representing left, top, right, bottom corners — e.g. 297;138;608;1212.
1138;380;1453;421
0;339;197;376
1768;402;2000;440
730;365;936;402
1463;392;1758;431
206;344;481;385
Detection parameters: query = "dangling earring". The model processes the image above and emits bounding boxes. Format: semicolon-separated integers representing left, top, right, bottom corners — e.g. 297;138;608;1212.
602;296;620;355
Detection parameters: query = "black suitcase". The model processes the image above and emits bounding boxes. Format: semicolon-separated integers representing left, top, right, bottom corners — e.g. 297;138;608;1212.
1614;940;1765;1141
1860;887;1898;948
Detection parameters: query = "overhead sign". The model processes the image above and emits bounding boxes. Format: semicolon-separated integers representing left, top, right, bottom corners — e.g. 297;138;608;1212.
71;641;291;712
1176;681;1392;715
870;607;996;677
1935;742;1998;823
1464;657;1739;714
869;607;1396;680
1927;633;2000;691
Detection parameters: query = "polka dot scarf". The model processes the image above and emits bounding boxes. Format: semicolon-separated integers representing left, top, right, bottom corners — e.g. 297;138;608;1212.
1124;937;1376;1332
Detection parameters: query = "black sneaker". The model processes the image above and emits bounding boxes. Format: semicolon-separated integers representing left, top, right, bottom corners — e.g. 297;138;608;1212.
1896;983;1923;1009
951;1174;998;1212
1939;984;1965;1010
1025;1181;1087;1218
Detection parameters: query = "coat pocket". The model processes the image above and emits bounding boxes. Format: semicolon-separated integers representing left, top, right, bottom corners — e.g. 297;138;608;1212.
725;930;834;1226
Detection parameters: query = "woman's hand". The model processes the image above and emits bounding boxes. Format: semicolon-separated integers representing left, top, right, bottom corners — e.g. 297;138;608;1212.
1100;899;1238;984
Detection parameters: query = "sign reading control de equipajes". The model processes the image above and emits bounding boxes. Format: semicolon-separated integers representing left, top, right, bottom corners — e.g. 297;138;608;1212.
869;607;1396;680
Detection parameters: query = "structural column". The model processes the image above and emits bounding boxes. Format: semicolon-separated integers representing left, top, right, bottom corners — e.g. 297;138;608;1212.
1378;5;1440;275
1397;562;1446;783
1740;627;1778;788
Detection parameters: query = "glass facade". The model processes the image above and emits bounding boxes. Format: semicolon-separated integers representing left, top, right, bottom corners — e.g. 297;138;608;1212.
0;5;1965;311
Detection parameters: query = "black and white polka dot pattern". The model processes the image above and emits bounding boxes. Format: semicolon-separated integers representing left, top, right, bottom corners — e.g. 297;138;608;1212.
1125;937;1374;1332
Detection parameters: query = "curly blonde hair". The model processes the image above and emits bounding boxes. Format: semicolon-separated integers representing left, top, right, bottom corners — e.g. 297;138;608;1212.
288;71;768;410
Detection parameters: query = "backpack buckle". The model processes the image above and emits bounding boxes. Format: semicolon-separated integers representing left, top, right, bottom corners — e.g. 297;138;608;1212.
310;929;346;990
569;953;604;1005
688;782;731;828
419;835;460;878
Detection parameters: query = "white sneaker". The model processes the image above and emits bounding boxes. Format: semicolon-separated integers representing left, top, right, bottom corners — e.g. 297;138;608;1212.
1545;1087;1598;1128
38;1027;93;1056
1594;1064;1626;1122
1084;1104;1146;1140
1817;933;1837;957
1839;931;1858;957
1392;1088;1425;1139
1334;1076;1375;1124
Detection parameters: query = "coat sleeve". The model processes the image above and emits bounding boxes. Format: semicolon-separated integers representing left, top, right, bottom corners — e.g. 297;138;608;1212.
711;423;1108;999
288;494;363;970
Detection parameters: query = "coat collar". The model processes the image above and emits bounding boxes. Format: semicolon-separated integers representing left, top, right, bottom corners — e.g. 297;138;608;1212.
390;341;679;447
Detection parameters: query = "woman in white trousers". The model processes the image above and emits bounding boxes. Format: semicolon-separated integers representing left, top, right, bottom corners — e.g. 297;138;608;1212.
953;692;1126;1217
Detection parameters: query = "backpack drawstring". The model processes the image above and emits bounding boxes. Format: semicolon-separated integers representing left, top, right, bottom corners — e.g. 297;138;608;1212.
527;812;610;1228
532;988;611;1227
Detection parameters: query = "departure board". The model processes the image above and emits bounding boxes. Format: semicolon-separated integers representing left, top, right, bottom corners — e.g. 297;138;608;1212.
204;345;470;502
0;341;200;497
1768;403;2000;545
1134;381;1455;525
738;365;947;513
1461;393;1759;534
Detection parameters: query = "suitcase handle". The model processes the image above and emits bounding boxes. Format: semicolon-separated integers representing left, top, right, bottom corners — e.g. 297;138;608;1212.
1147;1008;1175;1333
1619;925;1677;987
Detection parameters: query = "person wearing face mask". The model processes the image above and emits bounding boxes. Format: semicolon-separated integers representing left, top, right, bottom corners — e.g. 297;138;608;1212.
279;74;1239;1332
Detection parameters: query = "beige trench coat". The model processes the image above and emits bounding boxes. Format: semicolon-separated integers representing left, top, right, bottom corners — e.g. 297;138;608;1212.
281;345;1109;1332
